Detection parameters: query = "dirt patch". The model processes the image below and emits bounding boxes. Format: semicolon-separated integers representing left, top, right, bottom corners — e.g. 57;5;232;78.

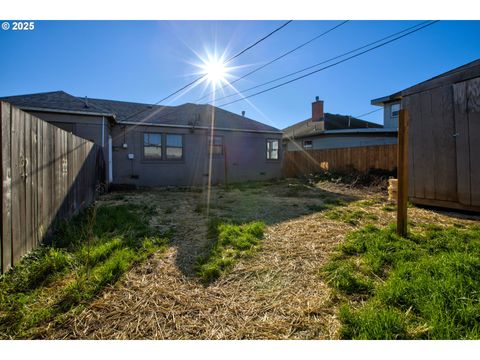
40;179;480;339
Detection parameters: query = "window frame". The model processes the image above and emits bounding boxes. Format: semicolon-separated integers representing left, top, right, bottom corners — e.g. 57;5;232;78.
208;135;224;156
143;132;163;161
165;133;184;161
391;103;400;119
266;138;280;161
303;140;313;149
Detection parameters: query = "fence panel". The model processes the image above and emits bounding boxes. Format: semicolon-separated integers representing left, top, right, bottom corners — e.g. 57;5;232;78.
283;144;397;178
0;102;105;273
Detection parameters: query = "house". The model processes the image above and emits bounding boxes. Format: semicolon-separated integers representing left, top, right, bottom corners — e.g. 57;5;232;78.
283;97;397;152
371;58;480;212
0;91;283;187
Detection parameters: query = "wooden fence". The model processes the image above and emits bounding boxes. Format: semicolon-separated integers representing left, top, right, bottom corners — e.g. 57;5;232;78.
282;144;397;178
1;102;105;273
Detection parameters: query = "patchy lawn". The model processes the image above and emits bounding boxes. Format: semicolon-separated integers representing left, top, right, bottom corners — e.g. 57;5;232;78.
322;224;480;339
2;178;479;339
0;204;170;339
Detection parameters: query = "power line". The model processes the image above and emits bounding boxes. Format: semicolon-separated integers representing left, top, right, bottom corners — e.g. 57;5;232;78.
224;20;293;63
218;21;439;107
355;108;382;118
121;20;293;122
212;21;433;104
196;20;349;102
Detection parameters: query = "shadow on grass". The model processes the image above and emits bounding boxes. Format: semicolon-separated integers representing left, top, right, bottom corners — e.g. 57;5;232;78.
172;179;359;280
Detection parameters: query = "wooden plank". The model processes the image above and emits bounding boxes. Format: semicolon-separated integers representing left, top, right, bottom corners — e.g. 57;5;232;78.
409;93;425;199
420;91;436;199
24;114;33;254
1;102;12;272
453;81;471;206
467;77;480;206
397;109;409;237
30;116;38;247
36;119;43;244
410;197;480;213
430;85;458;201
11;106;24;265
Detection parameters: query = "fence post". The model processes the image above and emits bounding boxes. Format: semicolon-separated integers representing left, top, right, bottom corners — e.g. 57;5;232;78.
397;109;409;237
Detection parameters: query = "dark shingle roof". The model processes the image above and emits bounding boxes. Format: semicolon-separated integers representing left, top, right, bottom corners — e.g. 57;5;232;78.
0;91;281;133
283;113;382;139
85;98;280;132
0;91;113;116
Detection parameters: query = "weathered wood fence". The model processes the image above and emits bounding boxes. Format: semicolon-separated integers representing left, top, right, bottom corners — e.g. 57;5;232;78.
282;144;397;178
1;102;105;273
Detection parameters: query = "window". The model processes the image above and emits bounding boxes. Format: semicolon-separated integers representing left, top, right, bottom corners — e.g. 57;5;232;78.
391;103;400;118
166;134;183;160
208;135;223;155
266;139;279;160
143;133;162;159
303;140;313;149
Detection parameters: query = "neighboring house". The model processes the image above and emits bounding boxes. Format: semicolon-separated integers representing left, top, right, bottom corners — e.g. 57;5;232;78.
370;96;401;129
0;91;283;187
283;97;397;152
371;58;480;212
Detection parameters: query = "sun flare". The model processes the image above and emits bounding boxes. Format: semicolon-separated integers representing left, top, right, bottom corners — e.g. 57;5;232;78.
201;56;228;85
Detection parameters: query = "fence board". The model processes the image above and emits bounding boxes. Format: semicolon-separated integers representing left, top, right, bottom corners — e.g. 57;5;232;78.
1;102;104;273
1;102;12;271
283;144;397;178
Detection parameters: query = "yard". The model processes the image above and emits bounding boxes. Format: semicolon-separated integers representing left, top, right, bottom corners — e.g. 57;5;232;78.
1;177;479;339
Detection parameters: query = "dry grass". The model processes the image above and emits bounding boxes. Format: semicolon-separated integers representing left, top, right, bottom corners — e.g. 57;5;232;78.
38;179;479;339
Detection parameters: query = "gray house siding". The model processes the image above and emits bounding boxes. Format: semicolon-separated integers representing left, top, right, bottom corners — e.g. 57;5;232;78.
382;101;401;129
286;134;397;152
111;125;282;187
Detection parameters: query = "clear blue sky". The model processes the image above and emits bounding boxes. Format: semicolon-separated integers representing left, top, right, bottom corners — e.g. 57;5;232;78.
1;20;479;129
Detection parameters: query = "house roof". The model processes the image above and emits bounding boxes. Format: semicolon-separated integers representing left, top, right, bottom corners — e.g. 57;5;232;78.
283;113;382;139
87;98;281;133
0;91;281;133
0;91;115;117
371;58;480;105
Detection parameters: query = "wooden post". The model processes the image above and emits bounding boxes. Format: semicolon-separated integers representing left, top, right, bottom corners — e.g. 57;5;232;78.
397;109;409;237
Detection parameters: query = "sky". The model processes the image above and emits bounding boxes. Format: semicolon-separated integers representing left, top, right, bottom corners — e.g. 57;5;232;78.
0;20;479;129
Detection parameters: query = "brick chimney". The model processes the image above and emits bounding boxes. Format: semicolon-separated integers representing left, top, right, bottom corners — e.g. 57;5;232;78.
311;96;325;131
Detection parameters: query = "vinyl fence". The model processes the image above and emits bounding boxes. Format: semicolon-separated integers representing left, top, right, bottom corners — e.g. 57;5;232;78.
1;102;105;273
282;144;397;178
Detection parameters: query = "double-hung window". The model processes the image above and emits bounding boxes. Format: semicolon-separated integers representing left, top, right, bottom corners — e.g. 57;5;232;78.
166;134;183;160
143;133;162;160
266;139;279;160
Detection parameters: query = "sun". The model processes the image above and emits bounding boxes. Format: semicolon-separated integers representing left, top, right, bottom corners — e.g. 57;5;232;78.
200;56;228;85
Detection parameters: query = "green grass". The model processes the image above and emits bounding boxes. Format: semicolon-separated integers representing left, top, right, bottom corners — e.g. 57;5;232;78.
321;223;480;339
0;204;170;339
196;219;265;283
325;208;378;225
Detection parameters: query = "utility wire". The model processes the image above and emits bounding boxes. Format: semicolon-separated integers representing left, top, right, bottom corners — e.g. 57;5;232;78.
217;21;439;107
355;108;382;118
212;21;433;104
120;20;293;123
135;21;428;123
196;20;349;102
